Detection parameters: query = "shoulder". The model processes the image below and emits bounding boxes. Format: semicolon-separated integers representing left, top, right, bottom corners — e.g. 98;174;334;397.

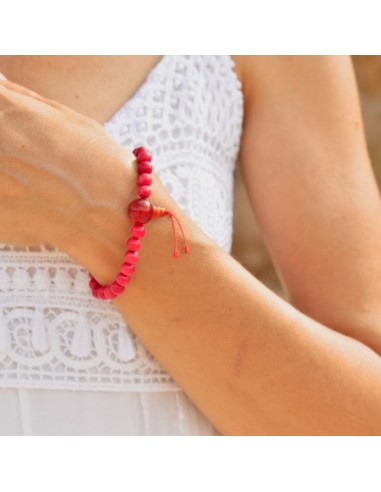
230;56;361;155
231;55;355;103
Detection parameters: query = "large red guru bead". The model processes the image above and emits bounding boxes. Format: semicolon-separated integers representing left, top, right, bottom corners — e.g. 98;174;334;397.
128;198;154;224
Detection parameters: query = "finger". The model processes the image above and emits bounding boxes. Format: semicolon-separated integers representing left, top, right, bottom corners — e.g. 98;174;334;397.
0;77;62;110
0;72;6;81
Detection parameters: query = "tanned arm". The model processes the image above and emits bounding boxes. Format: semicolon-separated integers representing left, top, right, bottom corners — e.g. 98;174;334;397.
237;55;381;355
68;56;381;435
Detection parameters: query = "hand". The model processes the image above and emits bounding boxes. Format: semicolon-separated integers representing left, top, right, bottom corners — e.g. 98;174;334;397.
0;77;136;252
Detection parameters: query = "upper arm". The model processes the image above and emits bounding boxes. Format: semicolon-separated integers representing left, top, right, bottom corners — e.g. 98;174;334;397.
236;55;381;351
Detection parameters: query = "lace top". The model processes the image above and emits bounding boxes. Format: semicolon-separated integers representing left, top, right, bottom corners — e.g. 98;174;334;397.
0;55;244;392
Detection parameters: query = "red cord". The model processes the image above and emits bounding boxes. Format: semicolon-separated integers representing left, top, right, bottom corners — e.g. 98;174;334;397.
166;210;190;257
152;206;190;257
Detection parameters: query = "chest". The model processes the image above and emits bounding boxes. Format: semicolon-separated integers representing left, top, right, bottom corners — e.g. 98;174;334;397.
0;55;244;393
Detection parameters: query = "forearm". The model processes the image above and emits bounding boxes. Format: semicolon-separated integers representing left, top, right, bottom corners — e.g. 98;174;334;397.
68;154;381;435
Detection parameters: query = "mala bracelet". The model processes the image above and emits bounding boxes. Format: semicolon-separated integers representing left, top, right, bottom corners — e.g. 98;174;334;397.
88;146;190;300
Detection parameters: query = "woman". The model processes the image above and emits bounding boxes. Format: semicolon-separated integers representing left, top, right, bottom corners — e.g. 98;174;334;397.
0;55;380;435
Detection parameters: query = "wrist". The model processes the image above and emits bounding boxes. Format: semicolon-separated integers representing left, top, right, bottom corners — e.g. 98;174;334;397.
62;147;137;278
67;152;216;290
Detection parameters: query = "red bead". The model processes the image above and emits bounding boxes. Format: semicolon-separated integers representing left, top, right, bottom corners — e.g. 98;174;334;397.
110;282;126;295
125;251;139;263
127;237;140;251
104;285;117;299
138;173;152;186
137;161;153;174
116;272;131;286
128;198;153;223
89;277;98;289
132;224;146;238
133;146;146;156
96;287;107;300
137;150;152;162
121;262;135;275
91;282;100;292
138;185;151;198
91;286;99;298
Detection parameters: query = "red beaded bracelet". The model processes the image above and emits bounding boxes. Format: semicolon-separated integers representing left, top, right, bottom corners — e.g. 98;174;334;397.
88;146;190;300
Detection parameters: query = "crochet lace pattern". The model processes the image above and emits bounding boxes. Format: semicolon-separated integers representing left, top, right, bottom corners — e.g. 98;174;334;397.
0;55;244;391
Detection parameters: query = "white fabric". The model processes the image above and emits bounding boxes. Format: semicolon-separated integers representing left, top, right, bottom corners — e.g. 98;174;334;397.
0;55;243;435
0;389;220;435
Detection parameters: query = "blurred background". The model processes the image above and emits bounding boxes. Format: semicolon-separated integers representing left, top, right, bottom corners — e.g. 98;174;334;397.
231;55;381;298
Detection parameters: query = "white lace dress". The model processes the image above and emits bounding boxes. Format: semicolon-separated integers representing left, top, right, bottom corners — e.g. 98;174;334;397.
0;55;244;435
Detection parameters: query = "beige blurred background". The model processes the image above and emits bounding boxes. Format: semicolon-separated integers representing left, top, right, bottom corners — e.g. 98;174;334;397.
231;55;381;298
